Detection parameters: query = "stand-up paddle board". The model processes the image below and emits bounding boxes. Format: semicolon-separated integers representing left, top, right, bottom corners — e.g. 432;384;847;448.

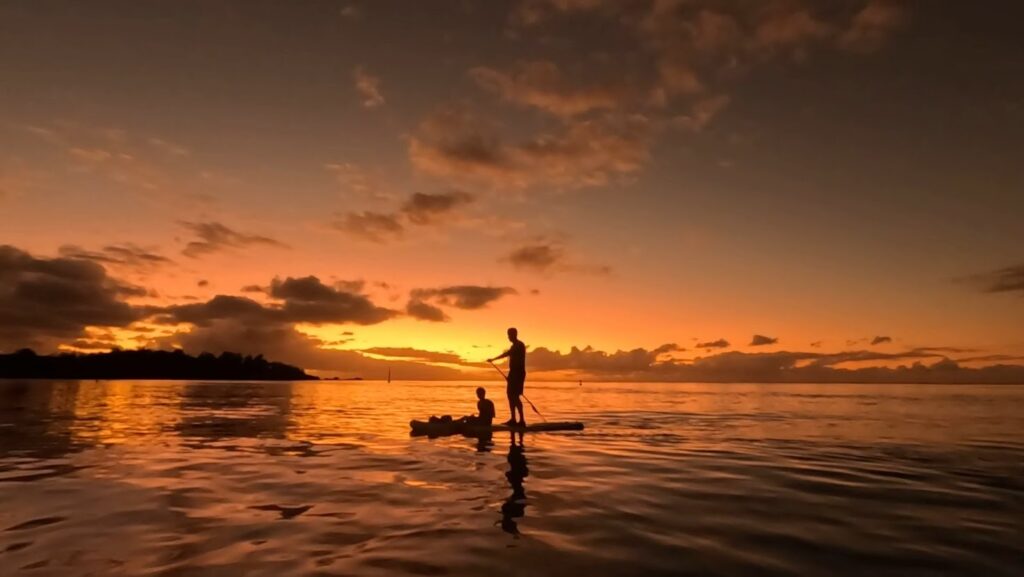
410;419;584;438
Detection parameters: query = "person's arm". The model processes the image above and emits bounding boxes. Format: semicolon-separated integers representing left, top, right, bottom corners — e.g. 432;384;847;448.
487;348;511;363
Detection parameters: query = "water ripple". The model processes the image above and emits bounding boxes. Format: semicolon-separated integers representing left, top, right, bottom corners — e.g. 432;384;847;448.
0;380;1022;576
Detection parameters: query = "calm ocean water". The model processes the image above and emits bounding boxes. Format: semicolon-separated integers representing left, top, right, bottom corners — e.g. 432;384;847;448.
0;380;1021;576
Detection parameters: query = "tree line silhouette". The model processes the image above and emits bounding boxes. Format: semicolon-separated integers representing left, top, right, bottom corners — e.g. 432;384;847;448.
0;348;316;380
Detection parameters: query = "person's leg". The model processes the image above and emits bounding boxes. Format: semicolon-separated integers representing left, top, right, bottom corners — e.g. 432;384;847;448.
505;386;517;425
511;375;526;425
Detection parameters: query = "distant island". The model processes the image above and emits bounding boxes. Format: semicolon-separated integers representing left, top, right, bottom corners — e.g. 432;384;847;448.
0;349;317;381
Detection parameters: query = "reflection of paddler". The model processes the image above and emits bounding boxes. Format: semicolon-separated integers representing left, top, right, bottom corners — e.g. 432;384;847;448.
500;432;528;535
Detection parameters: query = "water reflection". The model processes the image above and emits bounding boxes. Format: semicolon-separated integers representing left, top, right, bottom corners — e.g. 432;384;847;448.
175;382;292;443
0;380;81;460
500;432;529;536
1;380;1022;577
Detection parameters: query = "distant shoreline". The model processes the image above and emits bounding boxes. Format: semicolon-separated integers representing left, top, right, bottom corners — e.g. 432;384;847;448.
0;349;318;381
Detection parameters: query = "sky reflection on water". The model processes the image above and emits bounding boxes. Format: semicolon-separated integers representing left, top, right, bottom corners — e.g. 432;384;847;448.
1;380;1022;577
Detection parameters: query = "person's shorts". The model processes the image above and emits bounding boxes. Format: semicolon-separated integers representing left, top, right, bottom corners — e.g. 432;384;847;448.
507;373;526;397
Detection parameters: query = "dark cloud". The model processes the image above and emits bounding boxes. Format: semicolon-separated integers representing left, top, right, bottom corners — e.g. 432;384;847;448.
270;276;397;325
469;60;629;117
529;344;679;374
153;295;273;327
401;191;474;225
360;347;465;365
408;107;650;190
838;0;906;53
871;335;892;345
410;285;517;310
502;242;612;275
240;284;265;293
197;279;209;287
332;191;475;243
955;354;1024;364
697;338;730;349
406;299;449;322
0;245;145;351
960;264;1024;295
155;318;464;380
750;334;778;346
653;343;684;355
179;221;288;258
156;276;396;327
509;1;907;113
331;211;404;243
147;275;412;376
521;344;1024;384
810;341;823;348
58;243;173;271
505;243;562;273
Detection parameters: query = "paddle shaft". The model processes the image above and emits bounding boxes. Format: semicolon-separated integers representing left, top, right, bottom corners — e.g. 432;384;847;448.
489;361;546;422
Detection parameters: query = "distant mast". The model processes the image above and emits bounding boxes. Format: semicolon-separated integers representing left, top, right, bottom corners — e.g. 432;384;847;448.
387;368;391;383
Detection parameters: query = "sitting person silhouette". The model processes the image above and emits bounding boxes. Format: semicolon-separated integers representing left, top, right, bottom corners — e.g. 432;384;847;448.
461;387;495;427
428;387;495;428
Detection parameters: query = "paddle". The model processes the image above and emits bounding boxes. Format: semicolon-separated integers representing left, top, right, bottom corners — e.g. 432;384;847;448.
488;360;546;423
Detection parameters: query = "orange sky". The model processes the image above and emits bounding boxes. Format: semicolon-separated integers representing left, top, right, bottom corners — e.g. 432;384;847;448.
1;1;1023;381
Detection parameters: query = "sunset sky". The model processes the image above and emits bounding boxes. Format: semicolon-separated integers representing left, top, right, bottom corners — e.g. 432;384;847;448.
2;1;1022;381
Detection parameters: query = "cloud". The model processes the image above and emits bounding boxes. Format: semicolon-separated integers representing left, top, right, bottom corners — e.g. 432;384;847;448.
179;221;288;258
324;162;393;202
269;276;397;325
504;243;562;273
529;344;680;374
147;137;190;157
470;61;628;117
514;1;906;106
0;245;145;351
410;285;517;310
331;189;477;243
405;299;449;322
839;0;906;53
871;335;893;345
408;107;650;190
749;334;778;346
511;0;604;26
156;320;465;380
155;276;396;328
2;241;1017;383
501;241;612;275
753;6;833;54
520;344;1024;384
959;264;1024;295
22;121;219;208
58;243;173;272
697;338;730;349
360;347;466;365
331;211;405;243
353;66;385;108
400;191;475;225
670;95;731;132
955;354;1024;364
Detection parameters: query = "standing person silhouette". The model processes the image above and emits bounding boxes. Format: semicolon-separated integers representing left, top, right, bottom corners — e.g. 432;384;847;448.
487;327;527;426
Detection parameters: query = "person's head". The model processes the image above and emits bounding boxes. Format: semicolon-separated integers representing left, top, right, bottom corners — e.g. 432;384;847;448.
476;386;486;399
507;327;518;342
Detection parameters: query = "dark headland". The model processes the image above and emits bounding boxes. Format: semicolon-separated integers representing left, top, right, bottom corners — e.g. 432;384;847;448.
0;349;317;381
